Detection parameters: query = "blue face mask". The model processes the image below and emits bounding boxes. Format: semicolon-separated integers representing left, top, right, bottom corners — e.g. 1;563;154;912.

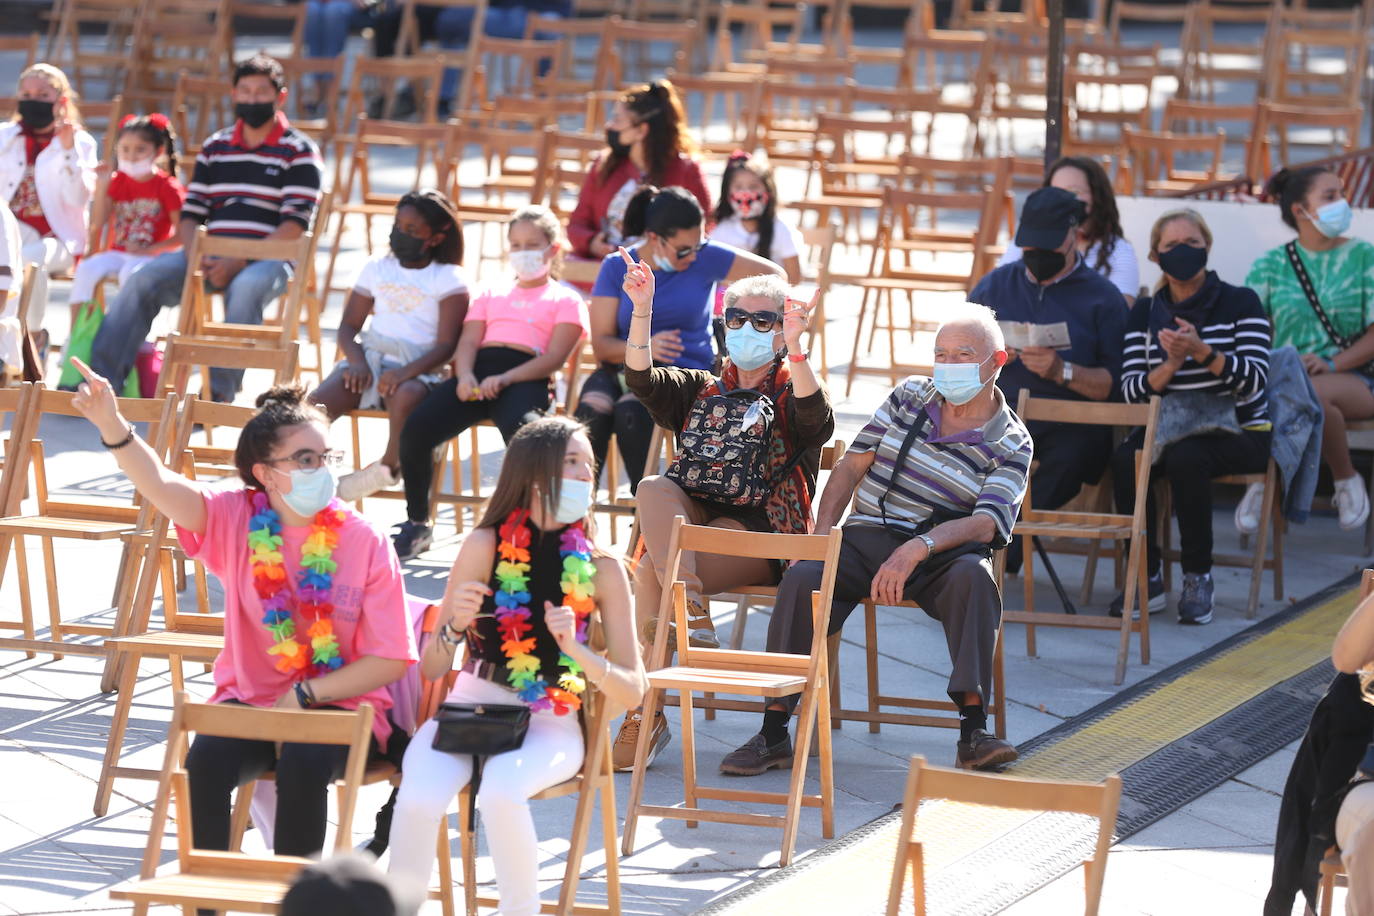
276;465;337;518
555;476;593;524
651;253;677;273
932;356;992;406
1307;199;1353;239
725;324;777;371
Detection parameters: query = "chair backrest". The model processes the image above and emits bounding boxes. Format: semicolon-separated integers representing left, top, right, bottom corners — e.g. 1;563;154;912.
1016;392;1161;533
886;754;1122;916
711;1;807;71
668;71;765;157
172;70;233;161
0;382;36;518
276;56;345;146
159;332;300;400
1250;100;1364;182
906;29;988;99
137;693;375;884
596;16;698;90
1268;27;1369;107
339;115;454;213
536;128;613;219
176;227;315;343
340;55;446;131
467;34;564;105
1121;125;1227;196
661;516;843;671
220;0;305;69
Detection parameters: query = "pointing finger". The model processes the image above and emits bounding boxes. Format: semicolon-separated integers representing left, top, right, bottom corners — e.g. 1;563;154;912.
618;246;635;267
69;355;97;382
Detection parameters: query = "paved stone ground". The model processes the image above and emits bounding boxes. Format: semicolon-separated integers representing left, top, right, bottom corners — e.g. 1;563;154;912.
0;18;1369;916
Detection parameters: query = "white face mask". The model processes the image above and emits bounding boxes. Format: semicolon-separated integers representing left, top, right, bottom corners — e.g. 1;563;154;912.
554;476;593;524
510;247;551;282
117;157;154;179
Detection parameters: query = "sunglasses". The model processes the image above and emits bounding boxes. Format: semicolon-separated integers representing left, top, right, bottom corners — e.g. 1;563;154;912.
724;307;781;332
660;238;706;260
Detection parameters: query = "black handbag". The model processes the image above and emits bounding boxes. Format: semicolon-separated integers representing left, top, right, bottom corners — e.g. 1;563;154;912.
431;702;530;830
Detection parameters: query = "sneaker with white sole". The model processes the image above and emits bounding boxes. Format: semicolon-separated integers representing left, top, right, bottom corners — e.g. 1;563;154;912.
1334;475;1370;531
1234;481;1265;534
337;461;400;502
611;709;670;772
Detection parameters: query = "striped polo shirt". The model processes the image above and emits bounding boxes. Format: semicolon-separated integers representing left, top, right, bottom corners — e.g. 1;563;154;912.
848;375;1033;546
182;112;323;238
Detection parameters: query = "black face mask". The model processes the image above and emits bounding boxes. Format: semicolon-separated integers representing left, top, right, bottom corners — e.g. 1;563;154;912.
605;127;633;158
234;101;276;129
1157;243;1208;282
17;99;55;130
390;225;429;263
1022;247;1067;283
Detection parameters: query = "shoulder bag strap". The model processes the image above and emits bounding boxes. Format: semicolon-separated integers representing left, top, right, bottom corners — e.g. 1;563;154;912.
876;400;932;534
1286;241;1354;350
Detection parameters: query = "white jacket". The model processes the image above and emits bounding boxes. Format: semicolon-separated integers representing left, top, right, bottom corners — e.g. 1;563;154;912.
0;121;97;258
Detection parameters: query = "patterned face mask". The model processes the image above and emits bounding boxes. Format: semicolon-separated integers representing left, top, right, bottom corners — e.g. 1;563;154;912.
729;189;769;220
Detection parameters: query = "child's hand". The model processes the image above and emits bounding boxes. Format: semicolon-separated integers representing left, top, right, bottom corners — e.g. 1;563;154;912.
455;373;480;401
478;373;508;400
343;364;373;394
377;368;404;398
94;162;112;183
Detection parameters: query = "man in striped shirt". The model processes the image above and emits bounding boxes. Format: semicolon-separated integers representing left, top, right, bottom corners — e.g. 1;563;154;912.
91;55;323;403
719;305;1033;776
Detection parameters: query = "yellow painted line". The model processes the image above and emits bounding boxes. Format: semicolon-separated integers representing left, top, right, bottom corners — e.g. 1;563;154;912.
716;584;1359;915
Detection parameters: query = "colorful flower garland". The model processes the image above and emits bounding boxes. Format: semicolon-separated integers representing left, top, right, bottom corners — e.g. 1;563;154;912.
248;490;346;677
494;509;596;715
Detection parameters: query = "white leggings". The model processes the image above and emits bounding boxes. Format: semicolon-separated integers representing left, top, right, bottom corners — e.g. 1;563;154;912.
1337;780;1374;915
68;249;154;304
17;222;73;333
388;673;584;916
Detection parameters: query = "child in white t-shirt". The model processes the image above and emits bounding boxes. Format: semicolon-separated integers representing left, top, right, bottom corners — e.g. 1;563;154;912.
709;150;801;285
309;189;470;501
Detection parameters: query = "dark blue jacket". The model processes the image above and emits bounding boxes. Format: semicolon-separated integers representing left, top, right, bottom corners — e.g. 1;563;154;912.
969;257;1127;412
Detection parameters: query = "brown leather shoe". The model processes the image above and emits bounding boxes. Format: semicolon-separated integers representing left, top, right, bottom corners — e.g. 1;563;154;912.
720;733;793;776
956;729;1019;771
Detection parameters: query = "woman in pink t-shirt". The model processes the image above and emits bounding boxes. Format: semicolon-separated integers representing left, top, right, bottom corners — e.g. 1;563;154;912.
392;205;589;561
68;363;417;858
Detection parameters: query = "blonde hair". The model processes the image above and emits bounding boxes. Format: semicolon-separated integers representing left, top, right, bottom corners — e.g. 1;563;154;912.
15;64;82;127
508;204;565;280
1148;208;1213;292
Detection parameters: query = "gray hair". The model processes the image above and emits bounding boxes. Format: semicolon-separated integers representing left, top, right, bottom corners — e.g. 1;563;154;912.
937;302;1004;353
722;273;788;312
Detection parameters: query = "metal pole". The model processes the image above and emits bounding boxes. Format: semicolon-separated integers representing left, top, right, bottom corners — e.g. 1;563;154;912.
1044;0;1066;168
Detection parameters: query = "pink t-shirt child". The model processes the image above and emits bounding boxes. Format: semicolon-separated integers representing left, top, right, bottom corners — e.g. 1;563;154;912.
178;488;419;749
465;279;589;355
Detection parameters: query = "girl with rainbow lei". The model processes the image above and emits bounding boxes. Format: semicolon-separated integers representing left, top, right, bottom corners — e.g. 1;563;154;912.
389;416;646;914
69;368;416;859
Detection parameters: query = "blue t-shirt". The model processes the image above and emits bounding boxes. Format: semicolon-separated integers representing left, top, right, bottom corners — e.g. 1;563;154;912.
591;240;737;371
968;258;1127;412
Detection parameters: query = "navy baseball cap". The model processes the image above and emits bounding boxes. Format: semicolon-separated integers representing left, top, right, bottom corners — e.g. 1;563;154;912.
1014;186;1087;250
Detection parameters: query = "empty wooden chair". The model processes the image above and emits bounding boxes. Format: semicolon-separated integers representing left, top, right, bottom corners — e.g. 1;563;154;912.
886;755;1122;916
1120;125;1229;197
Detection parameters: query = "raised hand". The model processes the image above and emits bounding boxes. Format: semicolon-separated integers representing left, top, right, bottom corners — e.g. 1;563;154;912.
442;580;491;633
620;246;655;314
782;289;817;350
69;356;127;442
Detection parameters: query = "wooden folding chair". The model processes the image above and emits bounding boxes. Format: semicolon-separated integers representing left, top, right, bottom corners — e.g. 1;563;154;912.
1004;392;1161;685
1120;125;1229;197
0;389;178;661
533;127;607;217
124;0;232;111
905;29;993;159
522;12;607;102
276;55;345;148
323;116;455;300
1248;100;1364;186
710;1;806;72
171;70;232;162
79;95;128;164
800;224;838;379
837;175;1008;395
595;16;699;90
1063;70;1154;161
756;77;855;180
1108;0;1194;77
109;693;375;914
1182;0;1273;103
332;55;446;172
668;71;764;158
1157;460;1284;619
51;0;142;100
466;34;564;107
1268;26;1370;109
622;518;844;867
220;0;306;72
886;755;1122;916
396;0;487;113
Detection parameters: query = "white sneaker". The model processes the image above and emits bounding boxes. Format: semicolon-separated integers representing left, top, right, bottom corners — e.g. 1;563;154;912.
1234;482;1266;534
1334;475;1371;531
337;461;399;502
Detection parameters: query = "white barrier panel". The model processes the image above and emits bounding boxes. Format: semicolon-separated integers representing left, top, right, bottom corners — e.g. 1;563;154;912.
1117;196;1374;294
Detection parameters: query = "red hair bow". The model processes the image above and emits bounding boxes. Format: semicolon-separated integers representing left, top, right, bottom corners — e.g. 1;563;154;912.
120;112;171;131
728;149;751;164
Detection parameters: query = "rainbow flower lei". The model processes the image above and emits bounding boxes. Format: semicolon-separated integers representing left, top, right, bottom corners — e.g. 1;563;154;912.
494;509;596;715
248;490;346;678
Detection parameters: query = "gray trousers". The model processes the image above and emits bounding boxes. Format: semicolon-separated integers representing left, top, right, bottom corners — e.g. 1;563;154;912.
766;523;1002;705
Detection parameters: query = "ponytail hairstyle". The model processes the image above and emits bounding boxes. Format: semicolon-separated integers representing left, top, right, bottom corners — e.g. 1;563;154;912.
508;203;566;280
117;113;179;178
1265;165;1338;231
622;184;704;241
15;63;83;128
235;384;330;490
1044;156;1122;276
398;188;464;265
711;149;779;260
599;78;697;185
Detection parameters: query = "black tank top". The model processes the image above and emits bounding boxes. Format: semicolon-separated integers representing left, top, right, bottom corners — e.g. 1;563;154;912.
470;520;568;676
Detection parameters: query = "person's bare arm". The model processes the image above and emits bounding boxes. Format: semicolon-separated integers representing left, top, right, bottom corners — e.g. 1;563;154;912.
814;449;874;534
1334;589;1374;673
724;248;786;282
421;528;497;681
547;556;647;715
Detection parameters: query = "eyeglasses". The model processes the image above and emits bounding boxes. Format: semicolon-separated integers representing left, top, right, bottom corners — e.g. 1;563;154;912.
264;448;344;470
662;239;706;260
723;307;781;332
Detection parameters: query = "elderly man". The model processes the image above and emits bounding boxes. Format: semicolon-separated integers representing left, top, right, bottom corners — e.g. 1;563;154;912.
967;185;1126;584
719;304;1032;774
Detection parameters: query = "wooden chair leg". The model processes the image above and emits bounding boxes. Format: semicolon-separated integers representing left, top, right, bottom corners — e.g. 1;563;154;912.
680;690;700;829
844;287;873;397
228;779;256;850
94;648;142;816
40;536;65;657
864;599;881;733
435;818;456;916
620;684;664;856
728;596;749;650
778;685;819;866
14;534;37;657
458;791;477;916
827;631;842;731
1247;469;1276;619
816;675;835;840
600;751;622;916
1021;533;1038;657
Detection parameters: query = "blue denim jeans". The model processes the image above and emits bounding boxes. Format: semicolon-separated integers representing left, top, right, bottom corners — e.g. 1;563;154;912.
305;0;373;62
435;6;527;102
90;250;290;402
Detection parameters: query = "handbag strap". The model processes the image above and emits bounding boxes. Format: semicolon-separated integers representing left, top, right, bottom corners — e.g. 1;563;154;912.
1286;241;1354;350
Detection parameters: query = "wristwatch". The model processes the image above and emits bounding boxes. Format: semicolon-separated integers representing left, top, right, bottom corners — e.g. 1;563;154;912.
1059;361;1075;385
918;534;937;555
